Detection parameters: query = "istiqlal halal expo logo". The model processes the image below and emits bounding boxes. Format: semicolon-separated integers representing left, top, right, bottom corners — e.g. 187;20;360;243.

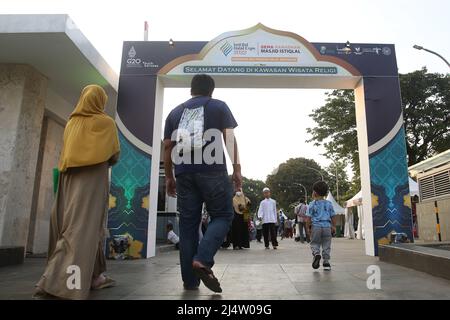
220;41;233;56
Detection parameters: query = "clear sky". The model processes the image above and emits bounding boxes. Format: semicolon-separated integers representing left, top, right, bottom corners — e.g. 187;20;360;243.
3;0;449;182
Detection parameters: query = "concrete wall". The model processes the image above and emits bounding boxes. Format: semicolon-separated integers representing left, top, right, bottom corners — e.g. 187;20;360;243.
0;64;47;248
45;87;74;122
27;116;64;254
417;198;450;241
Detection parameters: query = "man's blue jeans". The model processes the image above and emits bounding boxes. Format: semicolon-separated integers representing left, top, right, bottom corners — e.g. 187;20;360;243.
176;171;234;287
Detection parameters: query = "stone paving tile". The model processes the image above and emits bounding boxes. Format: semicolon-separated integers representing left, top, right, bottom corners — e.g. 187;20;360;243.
376;290;450;300
300;291;390;300
129;281;201;296
89;284;145;299
1;238;450;300
123;294;227;300
0;292;34;300
194;293;303;300
293;279;368;296
221;271;288;282
378;277;450;295
219;279;299;296
286;270;360;283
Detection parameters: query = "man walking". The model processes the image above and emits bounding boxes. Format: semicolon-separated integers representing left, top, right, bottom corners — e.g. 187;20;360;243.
295;198;310;243
163;74;242;293
257;188;279;250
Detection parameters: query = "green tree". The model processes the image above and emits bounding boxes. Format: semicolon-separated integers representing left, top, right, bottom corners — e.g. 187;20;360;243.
307;68;450;172
347;174;361;203
324;160;351;204
401;68;450;165
266;157;325;217
306;90;359;173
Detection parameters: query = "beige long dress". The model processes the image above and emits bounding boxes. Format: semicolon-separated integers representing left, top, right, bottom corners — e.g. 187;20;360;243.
36;162;109;300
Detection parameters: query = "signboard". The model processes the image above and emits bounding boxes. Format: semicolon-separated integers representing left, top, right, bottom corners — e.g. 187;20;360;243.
165;28;355;77
109;23;412;258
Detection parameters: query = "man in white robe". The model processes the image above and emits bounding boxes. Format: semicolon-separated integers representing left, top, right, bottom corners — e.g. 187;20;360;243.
257;187;279;249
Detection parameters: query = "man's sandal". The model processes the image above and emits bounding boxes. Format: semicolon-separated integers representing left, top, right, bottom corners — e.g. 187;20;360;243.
192;262;222;293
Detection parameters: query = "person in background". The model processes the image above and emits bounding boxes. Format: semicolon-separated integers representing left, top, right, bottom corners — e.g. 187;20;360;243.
34;85;120;299
257;187;279;250
167;223;180;250
248;217;257;241
295;198;310;243
293;218;297;237
254;210;263;243
163;74;242;293
221;230;232;249
279;210;285;239
306;181;336;271
241;196;252;248
284;218;293;238
231;190;251;250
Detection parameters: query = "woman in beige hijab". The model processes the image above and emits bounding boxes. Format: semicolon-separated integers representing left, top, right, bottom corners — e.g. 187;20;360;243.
231;190;251;250
34;85;120;299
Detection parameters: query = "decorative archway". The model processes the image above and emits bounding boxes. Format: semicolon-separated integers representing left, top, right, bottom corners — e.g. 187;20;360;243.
107;24;413;258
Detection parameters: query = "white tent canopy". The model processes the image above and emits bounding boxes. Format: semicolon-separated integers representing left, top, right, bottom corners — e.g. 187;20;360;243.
344;191;363;239
409;177;419;197
344;206;365;240
345;190;362;208
326;191;345;215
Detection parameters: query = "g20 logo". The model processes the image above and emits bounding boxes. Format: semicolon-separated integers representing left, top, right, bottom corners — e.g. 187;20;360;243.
127;58;141;65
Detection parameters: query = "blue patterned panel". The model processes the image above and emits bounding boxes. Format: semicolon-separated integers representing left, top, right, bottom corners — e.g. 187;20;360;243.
106;131;151;259
369;127;413;255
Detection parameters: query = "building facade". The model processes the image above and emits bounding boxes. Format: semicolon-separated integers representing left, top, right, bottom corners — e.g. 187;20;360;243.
410;150;450;242
0;14;118;255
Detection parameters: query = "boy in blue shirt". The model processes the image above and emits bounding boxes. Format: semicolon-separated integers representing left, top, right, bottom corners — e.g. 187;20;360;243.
306;181;336;271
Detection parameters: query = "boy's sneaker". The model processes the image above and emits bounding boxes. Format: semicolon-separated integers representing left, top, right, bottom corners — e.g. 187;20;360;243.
312;254;321;269
323;261;331;271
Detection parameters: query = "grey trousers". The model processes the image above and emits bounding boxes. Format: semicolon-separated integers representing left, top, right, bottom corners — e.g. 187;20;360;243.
298;221;310;243
310;227;332;261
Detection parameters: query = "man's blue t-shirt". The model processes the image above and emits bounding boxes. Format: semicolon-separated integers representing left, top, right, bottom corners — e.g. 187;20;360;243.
163;96;238;177
306;199;336;228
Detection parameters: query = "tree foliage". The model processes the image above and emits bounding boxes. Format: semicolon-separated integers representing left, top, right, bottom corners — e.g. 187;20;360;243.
401;68;450;165
266;157;325;217
324;160;351;203
307;68;450;172
241;176;266;213
306;90;359;172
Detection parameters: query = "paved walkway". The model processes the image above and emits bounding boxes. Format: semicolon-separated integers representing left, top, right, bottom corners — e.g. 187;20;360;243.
1;238;450;300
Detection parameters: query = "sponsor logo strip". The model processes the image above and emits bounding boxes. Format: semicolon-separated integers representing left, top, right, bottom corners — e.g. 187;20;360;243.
231;57;298;62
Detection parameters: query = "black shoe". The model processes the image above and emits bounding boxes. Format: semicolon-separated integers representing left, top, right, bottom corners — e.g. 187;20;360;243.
323;261;331;271
312;255;321;269
192;263;222;293
273;246;277;250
